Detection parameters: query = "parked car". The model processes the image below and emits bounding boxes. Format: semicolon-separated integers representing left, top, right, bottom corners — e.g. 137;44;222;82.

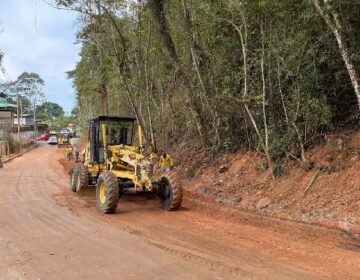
48;135;58;145
36;134;50;141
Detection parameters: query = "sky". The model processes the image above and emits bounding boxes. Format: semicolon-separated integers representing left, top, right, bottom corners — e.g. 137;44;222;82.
0;0;80;113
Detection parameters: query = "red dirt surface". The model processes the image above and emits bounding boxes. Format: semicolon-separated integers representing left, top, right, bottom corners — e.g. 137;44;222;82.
1;143;360;279
171;130;360;236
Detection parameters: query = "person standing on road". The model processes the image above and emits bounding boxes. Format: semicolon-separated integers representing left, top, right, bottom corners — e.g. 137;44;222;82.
80;148;86;163
73;145;79;163
159;153;173;173
65;145;73;161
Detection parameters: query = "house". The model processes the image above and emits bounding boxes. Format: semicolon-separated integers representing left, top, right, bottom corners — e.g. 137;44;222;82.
0;96;16;129
0;94;48;142
36;122;49;136
0;96;16;141
14;113;35;126
13;114;49;136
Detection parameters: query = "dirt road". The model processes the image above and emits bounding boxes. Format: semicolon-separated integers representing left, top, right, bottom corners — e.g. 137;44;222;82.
0;144;359;280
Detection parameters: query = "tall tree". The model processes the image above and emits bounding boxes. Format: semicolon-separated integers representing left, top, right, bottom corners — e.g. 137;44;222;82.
16;72;45;102
16;72;45;136
36;101;65;123
312;0;360;109
54;0;360;177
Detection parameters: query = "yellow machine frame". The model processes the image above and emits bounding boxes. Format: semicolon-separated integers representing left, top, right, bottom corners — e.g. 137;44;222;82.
83;119;155;191
70;115;182;214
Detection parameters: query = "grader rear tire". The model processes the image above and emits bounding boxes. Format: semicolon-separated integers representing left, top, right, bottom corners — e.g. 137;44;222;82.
158;176;183;211
69;164;80;192
76;165;90;193
96;172;119;214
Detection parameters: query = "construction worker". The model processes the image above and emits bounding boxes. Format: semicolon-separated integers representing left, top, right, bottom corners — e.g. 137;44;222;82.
159;153;173;173
80;148;86;163
65;144;73;161
73;145;79;163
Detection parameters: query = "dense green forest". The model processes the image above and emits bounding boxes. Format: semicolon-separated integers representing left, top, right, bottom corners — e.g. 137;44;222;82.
57;0;360;175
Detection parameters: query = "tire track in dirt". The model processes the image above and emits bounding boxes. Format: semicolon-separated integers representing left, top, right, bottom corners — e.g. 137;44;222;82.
146;240;263;279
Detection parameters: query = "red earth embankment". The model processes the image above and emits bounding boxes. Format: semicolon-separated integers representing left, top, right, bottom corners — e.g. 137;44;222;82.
171;131;360;235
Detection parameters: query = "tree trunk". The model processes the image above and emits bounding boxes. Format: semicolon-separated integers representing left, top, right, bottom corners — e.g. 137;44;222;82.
95;0;109;116
313;0;360;109
260;24;274;178
106;17;151;146
229;17;274;178
181;0;220;146
149;0;206;140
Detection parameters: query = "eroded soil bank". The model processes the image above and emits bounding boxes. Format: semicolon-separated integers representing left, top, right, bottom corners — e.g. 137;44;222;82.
170;131;360;236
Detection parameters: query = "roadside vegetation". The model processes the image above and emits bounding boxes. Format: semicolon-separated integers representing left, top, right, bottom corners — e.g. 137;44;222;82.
0;73;72;127
54;0;360;177
0;70;72;152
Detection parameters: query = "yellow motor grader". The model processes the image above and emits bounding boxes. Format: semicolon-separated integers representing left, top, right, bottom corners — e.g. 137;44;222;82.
69;116;182;214
57;134;70;148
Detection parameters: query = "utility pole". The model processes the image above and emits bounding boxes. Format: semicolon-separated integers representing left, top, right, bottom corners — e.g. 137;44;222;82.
16;89;22;151
3;120;9;156
20;97;23;124
2;120;7;154
0;120;4;168
33;97;37;142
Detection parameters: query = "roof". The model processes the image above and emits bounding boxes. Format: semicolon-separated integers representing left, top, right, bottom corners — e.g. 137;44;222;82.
0;97;16;110
89;116;137;122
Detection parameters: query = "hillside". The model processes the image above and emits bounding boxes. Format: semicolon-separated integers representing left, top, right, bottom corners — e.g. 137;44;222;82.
172;130;360;235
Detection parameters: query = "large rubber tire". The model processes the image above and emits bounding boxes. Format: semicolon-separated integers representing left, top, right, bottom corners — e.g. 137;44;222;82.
158;176;183;211
96;172;119;214
69;164;80;192
76;165;90;193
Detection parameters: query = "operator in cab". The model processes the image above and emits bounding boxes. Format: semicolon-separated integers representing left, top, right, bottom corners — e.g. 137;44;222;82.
159;153;173;173
107;128;118;144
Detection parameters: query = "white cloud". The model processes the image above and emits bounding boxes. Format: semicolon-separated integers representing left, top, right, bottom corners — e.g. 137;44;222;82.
0;0;80;112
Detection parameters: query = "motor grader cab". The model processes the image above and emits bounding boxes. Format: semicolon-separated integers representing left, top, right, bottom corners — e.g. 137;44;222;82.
70;116;182;214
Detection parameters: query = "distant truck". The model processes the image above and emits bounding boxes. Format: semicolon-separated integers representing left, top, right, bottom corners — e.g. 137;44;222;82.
49;127;58;135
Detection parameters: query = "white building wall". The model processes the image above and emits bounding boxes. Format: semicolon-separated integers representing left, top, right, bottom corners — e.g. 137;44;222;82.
10;131;35;145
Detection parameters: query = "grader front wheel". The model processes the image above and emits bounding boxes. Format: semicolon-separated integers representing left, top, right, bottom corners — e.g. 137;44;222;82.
96;172;119;214
158;176;183;211
76;165;90;193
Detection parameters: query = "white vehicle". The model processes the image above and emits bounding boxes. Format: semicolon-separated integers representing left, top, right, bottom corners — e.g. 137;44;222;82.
48;135;58;145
